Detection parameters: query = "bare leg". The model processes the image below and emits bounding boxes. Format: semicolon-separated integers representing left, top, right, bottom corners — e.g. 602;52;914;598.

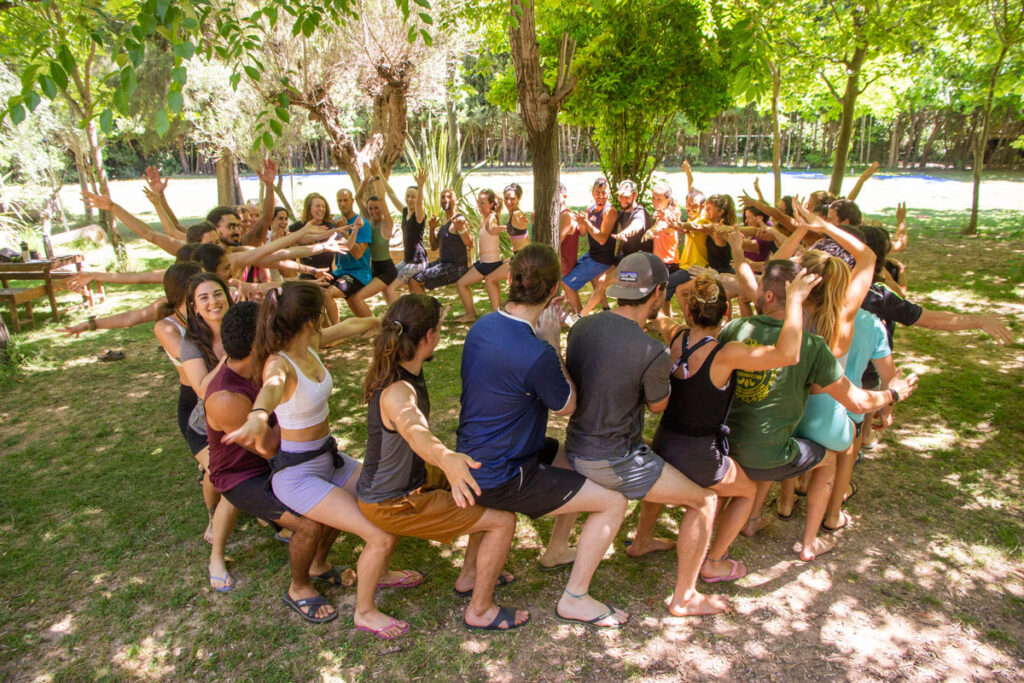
483;263;509;312
778;478;797;517
702;462;756;579
550;480;630;626
324;294;339;325
349;278;387;317
408;278;425;294
195;447;219;543
627;502;676;556
562;282;582;313
276;512;336;620
799;451;838;561
825;429;859;529
579;269;614;316
208;497;238;590
644;465;728;616
741;480;776;537
455;268;484;322
673;280;696;313
462;509;529;629
540;514;578;567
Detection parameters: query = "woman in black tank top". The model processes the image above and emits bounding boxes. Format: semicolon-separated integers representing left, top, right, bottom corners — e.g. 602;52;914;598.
638;272;820;583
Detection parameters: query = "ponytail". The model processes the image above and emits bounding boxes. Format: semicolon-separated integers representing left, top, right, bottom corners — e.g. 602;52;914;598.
507;244;560;305
799;250;851;349
686;274;729;327
251;281;324;385
363;294;441;402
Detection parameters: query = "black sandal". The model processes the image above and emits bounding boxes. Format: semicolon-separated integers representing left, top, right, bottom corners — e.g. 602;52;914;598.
282;593;337;624
463;604;530;631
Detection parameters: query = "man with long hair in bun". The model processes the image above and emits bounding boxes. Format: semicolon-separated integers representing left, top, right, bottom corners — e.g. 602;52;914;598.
357;294;529;632
457;244;630;629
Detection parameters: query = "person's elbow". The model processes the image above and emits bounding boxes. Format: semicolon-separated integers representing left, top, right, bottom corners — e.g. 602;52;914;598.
647;396;670;414
554;391;576;417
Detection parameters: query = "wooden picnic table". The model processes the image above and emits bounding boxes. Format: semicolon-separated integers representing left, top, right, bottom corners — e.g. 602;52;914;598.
0;254;100;324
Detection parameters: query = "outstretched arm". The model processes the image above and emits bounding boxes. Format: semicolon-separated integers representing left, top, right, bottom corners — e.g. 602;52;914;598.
60;297;165;336
890;202;908;252
143;166;186;239
846;161;880;201
82;191;183;256
241;159;278;246
319;315;381;347
914;309;1014;344
682;159;694;192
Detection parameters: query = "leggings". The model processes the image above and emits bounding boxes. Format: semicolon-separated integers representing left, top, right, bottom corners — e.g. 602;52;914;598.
177;384;198;441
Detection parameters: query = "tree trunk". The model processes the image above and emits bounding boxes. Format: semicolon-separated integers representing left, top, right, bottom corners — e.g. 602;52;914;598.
966;46;1009;235
216;148;238;206
827;42;866;200
795;114;804;167
918;114;943;169
508;0;576;247
888;114;902;168
71;147;94;222
770;64;783;204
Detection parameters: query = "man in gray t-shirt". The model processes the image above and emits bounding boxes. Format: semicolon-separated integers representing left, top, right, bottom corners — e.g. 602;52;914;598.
565;252;730;617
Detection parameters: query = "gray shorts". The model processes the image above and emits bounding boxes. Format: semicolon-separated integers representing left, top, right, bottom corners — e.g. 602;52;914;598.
395;260;426;283
569;443;665;500
271;451;360;516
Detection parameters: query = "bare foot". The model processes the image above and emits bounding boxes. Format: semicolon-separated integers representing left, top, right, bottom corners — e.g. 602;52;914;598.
203;520;214;545
556;592;628;627
208;558;233;591
700;557;746;581
797;535;837;562
454;313;477;323
464;604;530;629
354;609;408;638
741;514;774;538
626;537;675;557
665;591;730;617
538;547;576;568
289;586;335;620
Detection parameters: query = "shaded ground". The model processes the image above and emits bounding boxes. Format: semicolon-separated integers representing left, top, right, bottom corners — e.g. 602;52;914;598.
0;207;1021;681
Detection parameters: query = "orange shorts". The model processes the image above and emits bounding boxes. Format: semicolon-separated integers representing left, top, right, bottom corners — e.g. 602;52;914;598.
358;487;485;543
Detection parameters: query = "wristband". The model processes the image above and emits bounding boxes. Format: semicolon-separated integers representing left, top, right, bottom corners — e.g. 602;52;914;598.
889;388;899;404
249;408;269;416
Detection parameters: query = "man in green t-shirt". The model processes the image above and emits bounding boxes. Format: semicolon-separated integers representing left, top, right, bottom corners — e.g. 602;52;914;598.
720;259;918;561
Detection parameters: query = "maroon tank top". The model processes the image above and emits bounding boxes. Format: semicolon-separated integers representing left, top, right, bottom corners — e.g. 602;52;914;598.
205;363;272;492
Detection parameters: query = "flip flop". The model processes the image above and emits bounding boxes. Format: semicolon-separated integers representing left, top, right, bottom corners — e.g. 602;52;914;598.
274;531;291;544
821;510;851;533
536;558;573;573
844;480;859;503
377;569;423;590
356;617;410;640
700;558;747;584
453;572;515;598
463;604;530;632
555;601;627;629
282;593;338;624
97;350;126;362
209;571;234;593
311;566;354;588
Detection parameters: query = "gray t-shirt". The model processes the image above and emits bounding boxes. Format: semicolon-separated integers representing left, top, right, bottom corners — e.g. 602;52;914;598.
178;336;205;363
179;336;212;435
565;311;671;461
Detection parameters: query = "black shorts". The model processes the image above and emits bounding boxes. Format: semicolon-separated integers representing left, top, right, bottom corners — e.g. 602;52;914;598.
473;260;504;277
222;472;293;523
177;384;198;442
475;437;586;519
185;426;207;457
652;426;733;488
372;259;398;285
741;438;826;482
331;273;366;297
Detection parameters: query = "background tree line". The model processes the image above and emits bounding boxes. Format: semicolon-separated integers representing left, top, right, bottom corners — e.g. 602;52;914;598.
1;0;1021;245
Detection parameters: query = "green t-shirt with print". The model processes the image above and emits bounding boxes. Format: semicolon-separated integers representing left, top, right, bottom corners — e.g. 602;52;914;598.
718;314;844;470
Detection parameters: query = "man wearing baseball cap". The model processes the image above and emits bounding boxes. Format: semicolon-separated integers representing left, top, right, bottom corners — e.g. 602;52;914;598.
564;252;729;617
610;180;653;260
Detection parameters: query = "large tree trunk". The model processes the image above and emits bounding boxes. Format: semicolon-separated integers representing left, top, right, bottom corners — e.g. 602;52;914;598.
966;46;1009;235
216;148;240;206
508;0;576;247
888;114;902;168
828;46;866;196
918;114;944;169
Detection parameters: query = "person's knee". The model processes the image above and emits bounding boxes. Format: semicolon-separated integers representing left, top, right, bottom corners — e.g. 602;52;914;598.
691;488;717;518
487;509;517;536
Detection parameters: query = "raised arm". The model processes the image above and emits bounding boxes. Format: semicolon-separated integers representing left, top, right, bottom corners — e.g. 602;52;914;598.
82;191;183;256
381;380;482;508
241;158;278;246
143;166;186;239
846;161;879;201
740;191;796;233
427;216;440;251
718;270;820;373
682;159;694;192
723;228;759;302
890;202;908;252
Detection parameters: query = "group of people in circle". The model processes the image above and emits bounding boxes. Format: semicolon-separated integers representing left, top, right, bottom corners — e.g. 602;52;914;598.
61;158;1013;638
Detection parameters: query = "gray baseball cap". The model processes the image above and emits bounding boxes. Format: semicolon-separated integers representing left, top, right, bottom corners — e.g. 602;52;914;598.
617;179;637;195
607;252;669;300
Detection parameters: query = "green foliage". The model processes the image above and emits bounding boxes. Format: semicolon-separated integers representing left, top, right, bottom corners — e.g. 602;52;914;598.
562;0;732;197
403;117;484;221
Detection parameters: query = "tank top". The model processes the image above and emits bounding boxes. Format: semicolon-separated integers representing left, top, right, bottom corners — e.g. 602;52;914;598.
506;211;529;238
161;315;186;368
706;238;732;271
401;207;427;264
274;348;332;429
615;203;653;258
438;216;469;264
659;331;735;440
357;366;431;503
206;363;272;492
478;215;502;263
369;218;392;262
586;203;616;266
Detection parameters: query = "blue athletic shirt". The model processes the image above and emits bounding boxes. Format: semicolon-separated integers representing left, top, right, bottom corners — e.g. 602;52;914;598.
845;308;891;424
457;310;572;489
332;214;372;285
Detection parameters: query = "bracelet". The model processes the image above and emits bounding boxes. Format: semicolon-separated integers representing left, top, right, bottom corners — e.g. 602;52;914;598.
249;408;269;416
889;388;900;404
88;316;97;331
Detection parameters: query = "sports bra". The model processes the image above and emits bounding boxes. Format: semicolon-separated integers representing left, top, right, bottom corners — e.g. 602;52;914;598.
275;347;332;430
507;212;529;238
162;315;185;368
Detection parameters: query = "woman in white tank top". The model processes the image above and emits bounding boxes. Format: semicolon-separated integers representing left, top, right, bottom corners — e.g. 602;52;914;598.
226;281;421;637
454;189;505;323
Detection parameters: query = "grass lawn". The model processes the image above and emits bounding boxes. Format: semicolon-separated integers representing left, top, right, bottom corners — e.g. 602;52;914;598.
0;204;1022;680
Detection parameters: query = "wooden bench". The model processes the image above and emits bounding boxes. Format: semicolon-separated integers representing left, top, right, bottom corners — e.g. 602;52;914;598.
0;285;49;332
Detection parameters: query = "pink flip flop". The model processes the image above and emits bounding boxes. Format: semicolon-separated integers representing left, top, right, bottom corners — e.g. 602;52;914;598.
377;569;424;590
700;558;747;584
356;617;410;640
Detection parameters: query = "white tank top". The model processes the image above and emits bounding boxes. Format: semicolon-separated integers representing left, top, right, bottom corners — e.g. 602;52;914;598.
162;316;185;368
275;347;332;429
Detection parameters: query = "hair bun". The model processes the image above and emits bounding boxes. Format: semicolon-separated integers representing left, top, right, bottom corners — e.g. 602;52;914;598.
693;275;720;304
